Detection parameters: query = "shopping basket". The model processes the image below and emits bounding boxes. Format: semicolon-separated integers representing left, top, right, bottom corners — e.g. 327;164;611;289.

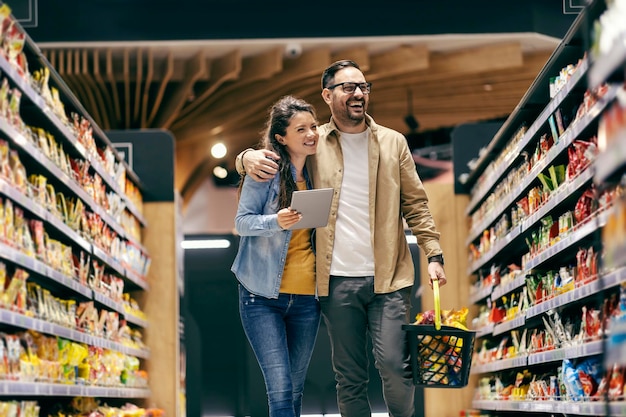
402;279;476;388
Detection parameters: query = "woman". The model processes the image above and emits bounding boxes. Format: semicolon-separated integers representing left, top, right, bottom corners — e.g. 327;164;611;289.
231;95;321;417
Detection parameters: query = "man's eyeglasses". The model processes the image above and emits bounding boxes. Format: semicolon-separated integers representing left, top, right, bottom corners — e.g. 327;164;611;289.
326;82;372;94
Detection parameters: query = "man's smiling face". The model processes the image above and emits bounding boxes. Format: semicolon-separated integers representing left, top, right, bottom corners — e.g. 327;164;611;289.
323;66;370;133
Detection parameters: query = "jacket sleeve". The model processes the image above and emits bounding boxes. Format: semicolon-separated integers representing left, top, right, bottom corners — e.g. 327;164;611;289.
398;135;442;258
234;175;282;236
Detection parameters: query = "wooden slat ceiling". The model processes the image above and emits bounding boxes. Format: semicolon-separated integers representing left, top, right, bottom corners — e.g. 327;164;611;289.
42;37;555;205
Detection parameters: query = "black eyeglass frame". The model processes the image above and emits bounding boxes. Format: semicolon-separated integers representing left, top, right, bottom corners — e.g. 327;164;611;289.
325;82;372;94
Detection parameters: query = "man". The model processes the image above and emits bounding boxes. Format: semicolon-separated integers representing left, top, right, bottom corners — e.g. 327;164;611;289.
235;60;446;417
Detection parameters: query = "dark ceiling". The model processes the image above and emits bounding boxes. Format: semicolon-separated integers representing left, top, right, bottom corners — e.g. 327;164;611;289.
14;0;579;204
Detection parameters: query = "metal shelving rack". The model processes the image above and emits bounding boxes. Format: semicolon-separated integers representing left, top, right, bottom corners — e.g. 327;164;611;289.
462;0;626;415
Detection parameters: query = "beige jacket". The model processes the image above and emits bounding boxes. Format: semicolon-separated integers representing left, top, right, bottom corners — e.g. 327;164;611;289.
310;115;442;296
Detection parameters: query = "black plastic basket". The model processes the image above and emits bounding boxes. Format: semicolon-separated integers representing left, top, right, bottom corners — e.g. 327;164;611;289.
402;280;476;388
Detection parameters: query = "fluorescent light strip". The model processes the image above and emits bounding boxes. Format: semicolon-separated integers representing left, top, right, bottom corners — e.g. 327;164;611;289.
183;237;413;249
181;235;417;249
303;415;389;417
203;414;390;417
181;239;231;249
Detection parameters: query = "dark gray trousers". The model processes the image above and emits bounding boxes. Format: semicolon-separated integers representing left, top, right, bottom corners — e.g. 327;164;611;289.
320;276;415;417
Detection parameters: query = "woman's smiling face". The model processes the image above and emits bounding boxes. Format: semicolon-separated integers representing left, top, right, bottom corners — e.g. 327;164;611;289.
278;111;319;161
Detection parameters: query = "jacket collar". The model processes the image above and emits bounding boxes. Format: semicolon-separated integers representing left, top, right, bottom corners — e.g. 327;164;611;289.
288;161;313;190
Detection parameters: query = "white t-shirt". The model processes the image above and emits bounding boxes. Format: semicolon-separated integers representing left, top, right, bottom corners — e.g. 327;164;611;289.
330;129;375;276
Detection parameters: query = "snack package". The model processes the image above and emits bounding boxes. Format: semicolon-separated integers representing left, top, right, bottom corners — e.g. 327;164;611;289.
414;307;470;330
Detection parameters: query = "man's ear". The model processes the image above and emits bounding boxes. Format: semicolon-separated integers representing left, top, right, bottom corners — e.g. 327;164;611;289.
321;88;332;104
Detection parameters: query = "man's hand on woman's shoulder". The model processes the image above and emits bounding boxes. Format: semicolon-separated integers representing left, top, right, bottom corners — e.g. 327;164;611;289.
239;149;280;182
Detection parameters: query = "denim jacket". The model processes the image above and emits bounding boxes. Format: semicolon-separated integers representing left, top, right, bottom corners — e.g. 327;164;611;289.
231;164;312;298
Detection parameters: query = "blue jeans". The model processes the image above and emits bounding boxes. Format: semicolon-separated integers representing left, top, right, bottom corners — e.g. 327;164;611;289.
239;285;321;417
320;276;414;417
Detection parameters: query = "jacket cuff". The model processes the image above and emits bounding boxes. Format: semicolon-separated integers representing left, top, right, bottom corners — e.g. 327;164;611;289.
427;254;444;265
235;148;253;175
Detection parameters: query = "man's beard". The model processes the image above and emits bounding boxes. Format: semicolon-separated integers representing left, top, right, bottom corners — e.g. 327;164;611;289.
347;104;365;123
346;111;365;125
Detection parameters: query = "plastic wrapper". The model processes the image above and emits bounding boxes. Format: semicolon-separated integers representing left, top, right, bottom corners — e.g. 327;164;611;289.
414;307;469;331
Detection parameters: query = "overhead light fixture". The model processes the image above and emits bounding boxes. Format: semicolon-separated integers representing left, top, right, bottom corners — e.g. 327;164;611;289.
181;239;231;249
212;162;241;187
211;142;227;159
213;165;228;179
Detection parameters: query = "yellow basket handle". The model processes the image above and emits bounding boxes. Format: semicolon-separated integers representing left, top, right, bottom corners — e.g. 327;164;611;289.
433;278;441;331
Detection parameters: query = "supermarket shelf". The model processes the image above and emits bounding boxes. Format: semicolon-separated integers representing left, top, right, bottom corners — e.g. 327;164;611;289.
469;284;494;304
93;292;126;315
475;323;495;338
124;267;150;291
492;273;527;301
0;177;92;252
595;130;626;185
493;313;526;336
472;399;623;415
21;39;146;221
526;267;626;319
523;208;610;271
0;117;133;244
465;58;589;215
0;55;126;216
467;226;522;275
0;309;150;359
527;340;603;365
468;163;596;275
125;313;149;328
0;381;150;398
526;280;600;318
466;82;617;247
588;30;626;89
519;166;594;233
0;241;92;298
466;112;594;245
471;354;528;374
611;402;626;417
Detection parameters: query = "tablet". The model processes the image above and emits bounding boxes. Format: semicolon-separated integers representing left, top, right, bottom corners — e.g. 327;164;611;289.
289;188;334;229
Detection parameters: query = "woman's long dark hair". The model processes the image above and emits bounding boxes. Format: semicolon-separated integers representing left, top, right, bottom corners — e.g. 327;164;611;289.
244;95;317;208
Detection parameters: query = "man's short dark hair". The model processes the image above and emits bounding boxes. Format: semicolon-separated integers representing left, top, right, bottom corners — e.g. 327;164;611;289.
321;60;361;90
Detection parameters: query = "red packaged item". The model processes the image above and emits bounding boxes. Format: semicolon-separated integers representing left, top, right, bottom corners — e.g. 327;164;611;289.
584;307;602;340
488;303;506;324
539;133;554;155
578;369;597;396
576;248;589;283
574;188;595;224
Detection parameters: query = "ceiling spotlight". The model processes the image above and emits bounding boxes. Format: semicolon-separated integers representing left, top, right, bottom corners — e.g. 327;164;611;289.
213;165;228;179
211;142;227;159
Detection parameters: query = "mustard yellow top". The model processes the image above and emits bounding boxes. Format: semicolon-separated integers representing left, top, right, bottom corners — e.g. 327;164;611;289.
280;181;315;295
